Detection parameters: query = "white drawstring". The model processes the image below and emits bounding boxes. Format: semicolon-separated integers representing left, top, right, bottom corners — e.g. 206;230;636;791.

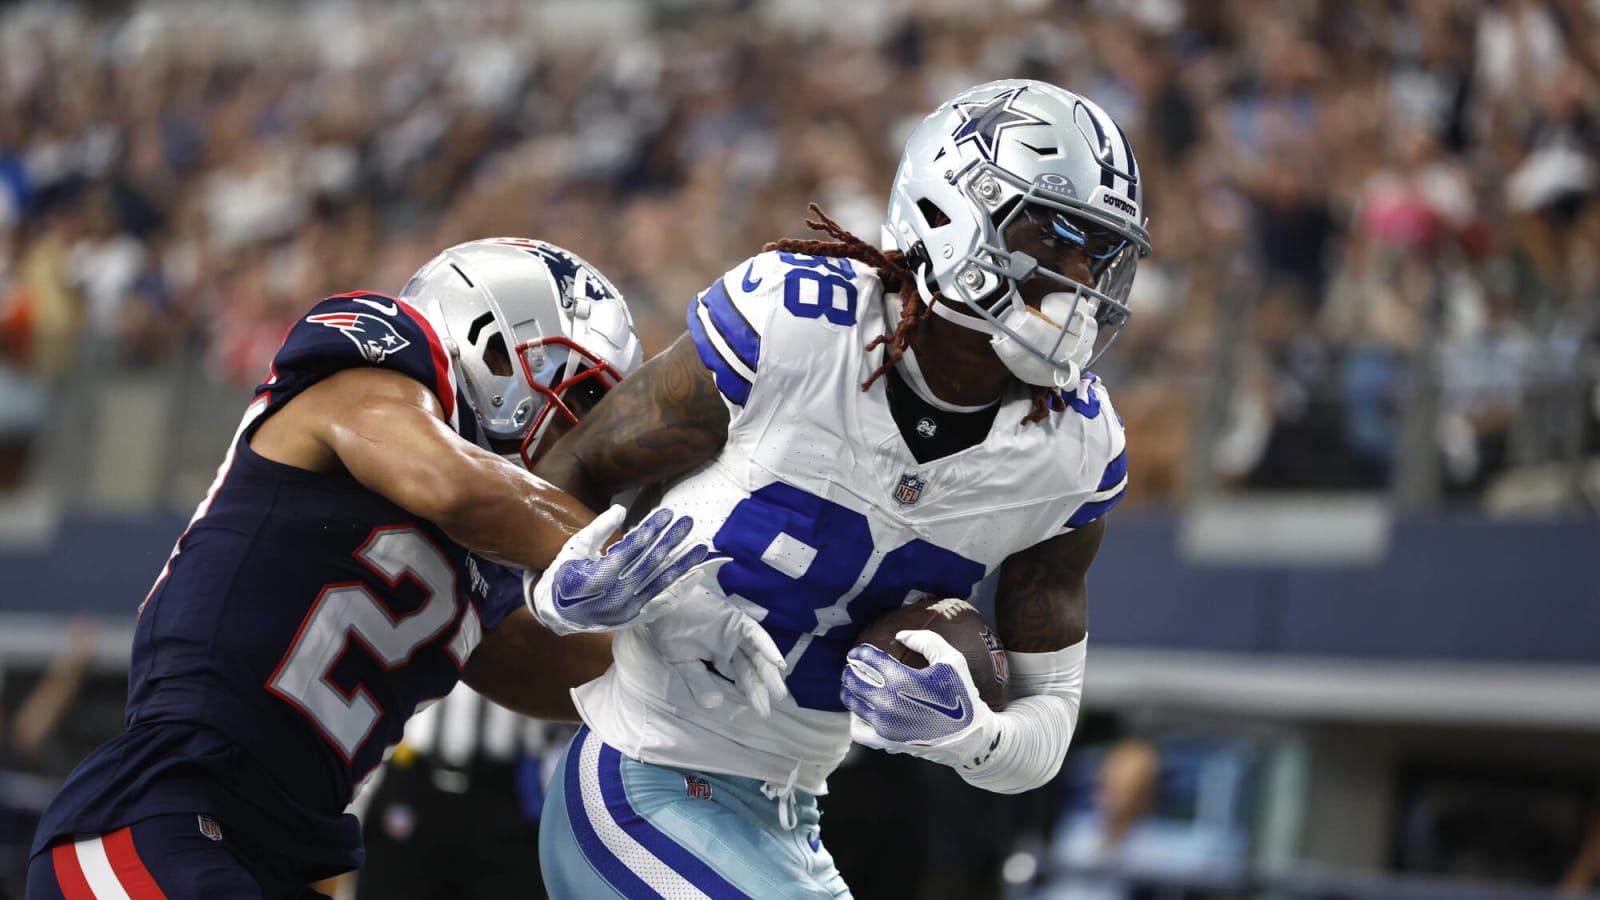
760;764;802;831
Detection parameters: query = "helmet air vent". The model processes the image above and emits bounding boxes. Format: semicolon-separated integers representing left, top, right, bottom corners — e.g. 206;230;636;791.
482;331;513;377
917;198;951;228
465;312;494;346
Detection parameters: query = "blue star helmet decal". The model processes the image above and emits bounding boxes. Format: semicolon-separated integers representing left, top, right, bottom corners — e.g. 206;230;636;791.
951;86;1048;164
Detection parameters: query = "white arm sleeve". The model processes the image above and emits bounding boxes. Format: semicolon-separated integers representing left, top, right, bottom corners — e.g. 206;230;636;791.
958;636;1086;795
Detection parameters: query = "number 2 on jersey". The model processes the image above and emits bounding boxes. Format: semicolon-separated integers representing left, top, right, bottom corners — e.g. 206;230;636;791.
268;526;479;761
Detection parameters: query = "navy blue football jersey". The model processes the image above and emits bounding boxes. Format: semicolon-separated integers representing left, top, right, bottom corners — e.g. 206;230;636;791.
33;292;525;879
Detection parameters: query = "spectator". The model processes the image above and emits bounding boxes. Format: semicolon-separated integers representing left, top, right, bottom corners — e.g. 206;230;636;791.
1048;738;1165;900
0;621;98;899
0;0;1593;508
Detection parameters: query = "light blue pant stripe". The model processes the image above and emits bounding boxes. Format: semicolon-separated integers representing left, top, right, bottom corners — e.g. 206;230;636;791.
539;728;853;899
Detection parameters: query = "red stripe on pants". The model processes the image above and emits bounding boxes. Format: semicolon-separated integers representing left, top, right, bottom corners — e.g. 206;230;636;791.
102;827;169;900
49;843;95;900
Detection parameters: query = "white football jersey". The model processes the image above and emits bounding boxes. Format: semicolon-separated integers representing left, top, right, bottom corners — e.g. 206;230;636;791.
574;250;1127;794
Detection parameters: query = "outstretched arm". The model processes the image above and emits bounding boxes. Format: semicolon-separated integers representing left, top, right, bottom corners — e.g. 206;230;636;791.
531;334;790;713
535;333;731;509
251;366;597;571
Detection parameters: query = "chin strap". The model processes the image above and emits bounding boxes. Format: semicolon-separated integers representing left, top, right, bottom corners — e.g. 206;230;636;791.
916;264;999;335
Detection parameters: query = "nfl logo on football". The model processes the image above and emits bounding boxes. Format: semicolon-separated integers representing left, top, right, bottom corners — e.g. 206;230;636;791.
894;473;926;506
981;629;1009;686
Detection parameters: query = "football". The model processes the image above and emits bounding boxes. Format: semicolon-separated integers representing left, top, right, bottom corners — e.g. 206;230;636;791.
855;597;1009;711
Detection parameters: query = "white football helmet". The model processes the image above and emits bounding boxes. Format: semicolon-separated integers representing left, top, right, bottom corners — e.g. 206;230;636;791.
399;238;642;468
884;79;1152;387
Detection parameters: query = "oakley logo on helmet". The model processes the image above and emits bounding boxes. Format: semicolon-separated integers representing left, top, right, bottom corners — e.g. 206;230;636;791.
307;312;411;364
951;86;1047;164
1032;172;1079;201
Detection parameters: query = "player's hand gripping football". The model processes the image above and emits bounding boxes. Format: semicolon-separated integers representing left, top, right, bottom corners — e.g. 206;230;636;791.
842;630;1003;771
528;505;718;635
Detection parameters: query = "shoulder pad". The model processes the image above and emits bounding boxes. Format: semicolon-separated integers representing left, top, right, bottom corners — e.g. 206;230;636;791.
1062;376;1127;530
260;292;461;430
686;250;871;406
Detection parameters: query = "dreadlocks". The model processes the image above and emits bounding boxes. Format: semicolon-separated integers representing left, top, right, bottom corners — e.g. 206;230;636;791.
762;203;1057;424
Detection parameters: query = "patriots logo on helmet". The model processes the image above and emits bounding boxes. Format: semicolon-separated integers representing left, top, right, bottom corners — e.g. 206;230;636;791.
951;86;1047;164
493;238;616;309
308;311;412;363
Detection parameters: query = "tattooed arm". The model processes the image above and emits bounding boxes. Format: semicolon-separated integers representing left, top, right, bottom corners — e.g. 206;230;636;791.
535;333;730;511
994;516;1105;652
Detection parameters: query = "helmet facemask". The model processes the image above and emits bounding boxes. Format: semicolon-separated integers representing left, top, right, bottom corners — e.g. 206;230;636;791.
514;335;624;469
883;80;1153;392
929;161;1145;388
402;238;642;471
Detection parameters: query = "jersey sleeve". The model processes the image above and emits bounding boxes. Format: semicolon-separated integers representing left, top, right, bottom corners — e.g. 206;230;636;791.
684;253;786;410
1061;378;1128;531
472;557;526;632
254;292;463;434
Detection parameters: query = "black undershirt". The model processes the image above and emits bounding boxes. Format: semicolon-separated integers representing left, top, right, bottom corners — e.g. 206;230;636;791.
883;363;1001;464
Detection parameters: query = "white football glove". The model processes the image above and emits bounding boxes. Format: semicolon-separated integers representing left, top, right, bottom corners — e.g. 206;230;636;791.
843;629;1004;771
640;582;789;718
527;505;718;636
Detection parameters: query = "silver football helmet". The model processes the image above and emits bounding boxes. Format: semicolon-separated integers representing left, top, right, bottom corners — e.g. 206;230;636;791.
399;238;642;468
884;79;1152;388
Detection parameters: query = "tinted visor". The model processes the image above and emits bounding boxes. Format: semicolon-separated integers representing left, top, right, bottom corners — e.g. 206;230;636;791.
1023;205;1130;279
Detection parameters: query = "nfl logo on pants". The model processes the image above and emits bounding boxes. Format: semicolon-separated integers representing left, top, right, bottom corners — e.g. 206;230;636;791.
894;473;925;506
684;775;713;800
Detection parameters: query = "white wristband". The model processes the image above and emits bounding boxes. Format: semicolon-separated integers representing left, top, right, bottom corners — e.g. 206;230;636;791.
959;636;1086;794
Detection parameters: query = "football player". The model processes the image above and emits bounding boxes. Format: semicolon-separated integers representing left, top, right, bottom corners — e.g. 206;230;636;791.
528;80;1149;898
25;239;774;899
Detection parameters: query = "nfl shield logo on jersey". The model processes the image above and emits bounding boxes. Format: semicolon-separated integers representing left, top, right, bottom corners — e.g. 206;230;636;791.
894;473;926;506
197;814;224;842
684;775;713;800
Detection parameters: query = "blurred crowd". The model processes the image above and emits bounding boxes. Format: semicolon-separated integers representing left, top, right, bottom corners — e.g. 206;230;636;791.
0;0;1596;505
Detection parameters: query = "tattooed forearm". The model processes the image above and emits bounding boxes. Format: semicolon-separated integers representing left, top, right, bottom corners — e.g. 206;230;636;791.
994;517;1105;652
535;334;729;511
